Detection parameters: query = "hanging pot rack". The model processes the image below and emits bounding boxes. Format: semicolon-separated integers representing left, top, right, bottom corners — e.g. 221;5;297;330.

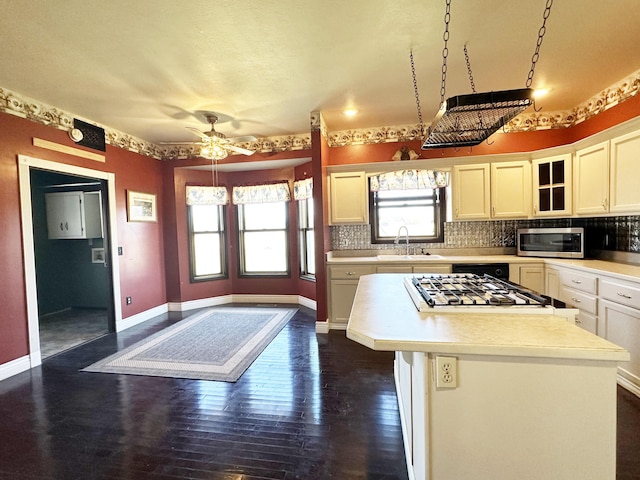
414;0;553;149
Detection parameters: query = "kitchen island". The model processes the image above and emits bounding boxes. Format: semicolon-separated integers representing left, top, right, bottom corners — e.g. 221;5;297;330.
347;273;629;480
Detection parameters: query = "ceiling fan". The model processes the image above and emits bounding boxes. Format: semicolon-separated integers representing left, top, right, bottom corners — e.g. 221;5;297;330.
180;113;257;160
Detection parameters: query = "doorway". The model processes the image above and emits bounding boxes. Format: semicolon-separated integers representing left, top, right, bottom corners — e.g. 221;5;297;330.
18;155;122;367
30;169;114;358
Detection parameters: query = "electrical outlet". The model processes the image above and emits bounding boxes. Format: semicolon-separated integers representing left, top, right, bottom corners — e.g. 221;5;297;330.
126;296;132;305
435;356;457;388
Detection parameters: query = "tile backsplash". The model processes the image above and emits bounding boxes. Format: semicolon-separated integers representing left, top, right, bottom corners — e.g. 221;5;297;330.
330;216;640;254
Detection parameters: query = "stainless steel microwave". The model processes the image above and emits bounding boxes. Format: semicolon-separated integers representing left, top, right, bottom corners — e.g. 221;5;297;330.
516;227;585;259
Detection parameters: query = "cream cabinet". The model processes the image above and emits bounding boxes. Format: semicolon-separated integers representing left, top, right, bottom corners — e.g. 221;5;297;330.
532;154;572;217
490;160;531;219
574;141;610;215
452;163;491;220
609;130;640;213
598;274;640;395
557;267;598;334
328;171;369;224
377;264;452;274
45;191;103;239
327;264;375;328
545;265;560;299
510;264;544;293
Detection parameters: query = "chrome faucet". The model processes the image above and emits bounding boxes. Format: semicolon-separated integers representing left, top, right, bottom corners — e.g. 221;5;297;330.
394;225;410;257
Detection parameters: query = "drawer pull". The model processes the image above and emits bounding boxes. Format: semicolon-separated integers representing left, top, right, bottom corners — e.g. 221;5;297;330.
346;271;356;276
571;279;582;284
617;292;633;299
571;297;581;303
576;319;582;325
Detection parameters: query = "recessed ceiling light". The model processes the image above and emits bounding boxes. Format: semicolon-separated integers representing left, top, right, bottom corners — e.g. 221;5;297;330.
533;88;550;98
343;108;358;117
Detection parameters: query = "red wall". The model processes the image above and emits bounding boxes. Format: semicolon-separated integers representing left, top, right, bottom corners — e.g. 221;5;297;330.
0;112;166;365
164;161;318;304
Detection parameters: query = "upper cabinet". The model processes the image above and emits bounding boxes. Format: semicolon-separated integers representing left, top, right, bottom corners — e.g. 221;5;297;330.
532;154;572;217
452;163;491;220
329;171;369;225
574;133;640;216
490;160;531;219
45;191;103;239
574;141;610;215
610;130;640;214
452;160;531;220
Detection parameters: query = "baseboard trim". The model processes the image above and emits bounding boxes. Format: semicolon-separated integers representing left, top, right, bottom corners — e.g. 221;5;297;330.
117;304;169;332
315;321;330;334
0;356;31;382
119;295;317;332
618;374;640;399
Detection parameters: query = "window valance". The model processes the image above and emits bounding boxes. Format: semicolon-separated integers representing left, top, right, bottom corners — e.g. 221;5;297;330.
186;186;229;205
293;178;313;201
232;182;291;205
369;169;450;192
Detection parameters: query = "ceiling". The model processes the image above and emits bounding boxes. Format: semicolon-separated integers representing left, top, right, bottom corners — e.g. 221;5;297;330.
2;0;640;146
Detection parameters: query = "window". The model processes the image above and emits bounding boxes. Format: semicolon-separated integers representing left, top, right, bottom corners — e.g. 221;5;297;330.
370;187;446;243
188;204;226;281
238;202;289;276
298;197;315;278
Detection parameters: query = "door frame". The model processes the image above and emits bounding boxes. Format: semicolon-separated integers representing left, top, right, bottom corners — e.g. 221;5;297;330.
18;155;122;368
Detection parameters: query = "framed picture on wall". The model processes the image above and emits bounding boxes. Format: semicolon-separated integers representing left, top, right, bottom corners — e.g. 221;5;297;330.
127;190;157;222
91;248;105;263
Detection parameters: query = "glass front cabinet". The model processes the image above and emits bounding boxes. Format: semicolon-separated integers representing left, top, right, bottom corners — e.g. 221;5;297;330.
532;154;572;217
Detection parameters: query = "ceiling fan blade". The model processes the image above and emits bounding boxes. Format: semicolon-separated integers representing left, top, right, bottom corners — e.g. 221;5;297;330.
225;144;255;156
186;126;210;142
227;135;257;143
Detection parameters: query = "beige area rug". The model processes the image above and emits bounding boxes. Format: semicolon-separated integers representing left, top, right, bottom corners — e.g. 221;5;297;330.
82;307;296;382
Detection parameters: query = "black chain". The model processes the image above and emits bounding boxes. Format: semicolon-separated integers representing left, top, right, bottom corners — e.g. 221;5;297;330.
410;49;424;135
526;0;553;88
440;0;452;104
463;43;477;94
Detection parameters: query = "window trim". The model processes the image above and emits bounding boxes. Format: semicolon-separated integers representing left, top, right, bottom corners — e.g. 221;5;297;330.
369;187;446;244
237;202;291;278
298;197;316;281
187;204;228;282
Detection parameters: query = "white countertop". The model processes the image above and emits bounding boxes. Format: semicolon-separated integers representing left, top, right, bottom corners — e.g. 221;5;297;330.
328;252;640;282
346;273;629;362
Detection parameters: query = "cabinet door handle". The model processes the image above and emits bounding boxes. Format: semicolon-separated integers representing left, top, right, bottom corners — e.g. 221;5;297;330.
59;222;64;231
65;222;69;231
617;292;632;299
571;279;582;284
602;198;608;209
571;297;581;303
576;319;582;325
492;206;496;216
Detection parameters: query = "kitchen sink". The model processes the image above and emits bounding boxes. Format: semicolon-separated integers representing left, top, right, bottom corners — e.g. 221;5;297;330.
376;254;444;260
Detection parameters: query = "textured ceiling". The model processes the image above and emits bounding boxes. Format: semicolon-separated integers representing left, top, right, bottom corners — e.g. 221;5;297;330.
2;0;640;145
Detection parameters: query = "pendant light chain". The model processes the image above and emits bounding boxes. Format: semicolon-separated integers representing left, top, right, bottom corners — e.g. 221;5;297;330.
526;0;553;88
410;49;424;136
440;0;452;104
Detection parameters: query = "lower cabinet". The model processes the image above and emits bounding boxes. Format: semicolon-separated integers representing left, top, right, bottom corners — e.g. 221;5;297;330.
598;275;640;394
510;263;544;293
327;265;375;328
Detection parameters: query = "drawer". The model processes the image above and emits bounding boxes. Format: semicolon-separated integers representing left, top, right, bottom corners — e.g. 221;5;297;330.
413;265;452;274
600;277;640;310
376;266;413;273
559;285;598;315
329;265;375;279
559;269;597;294
575;311;597;335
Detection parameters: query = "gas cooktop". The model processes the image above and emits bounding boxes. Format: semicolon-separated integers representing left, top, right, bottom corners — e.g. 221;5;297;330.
404;273;550;312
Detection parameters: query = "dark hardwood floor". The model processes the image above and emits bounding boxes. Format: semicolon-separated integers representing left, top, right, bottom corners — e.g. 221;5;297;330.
0;306;407;479
1;305;639;479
